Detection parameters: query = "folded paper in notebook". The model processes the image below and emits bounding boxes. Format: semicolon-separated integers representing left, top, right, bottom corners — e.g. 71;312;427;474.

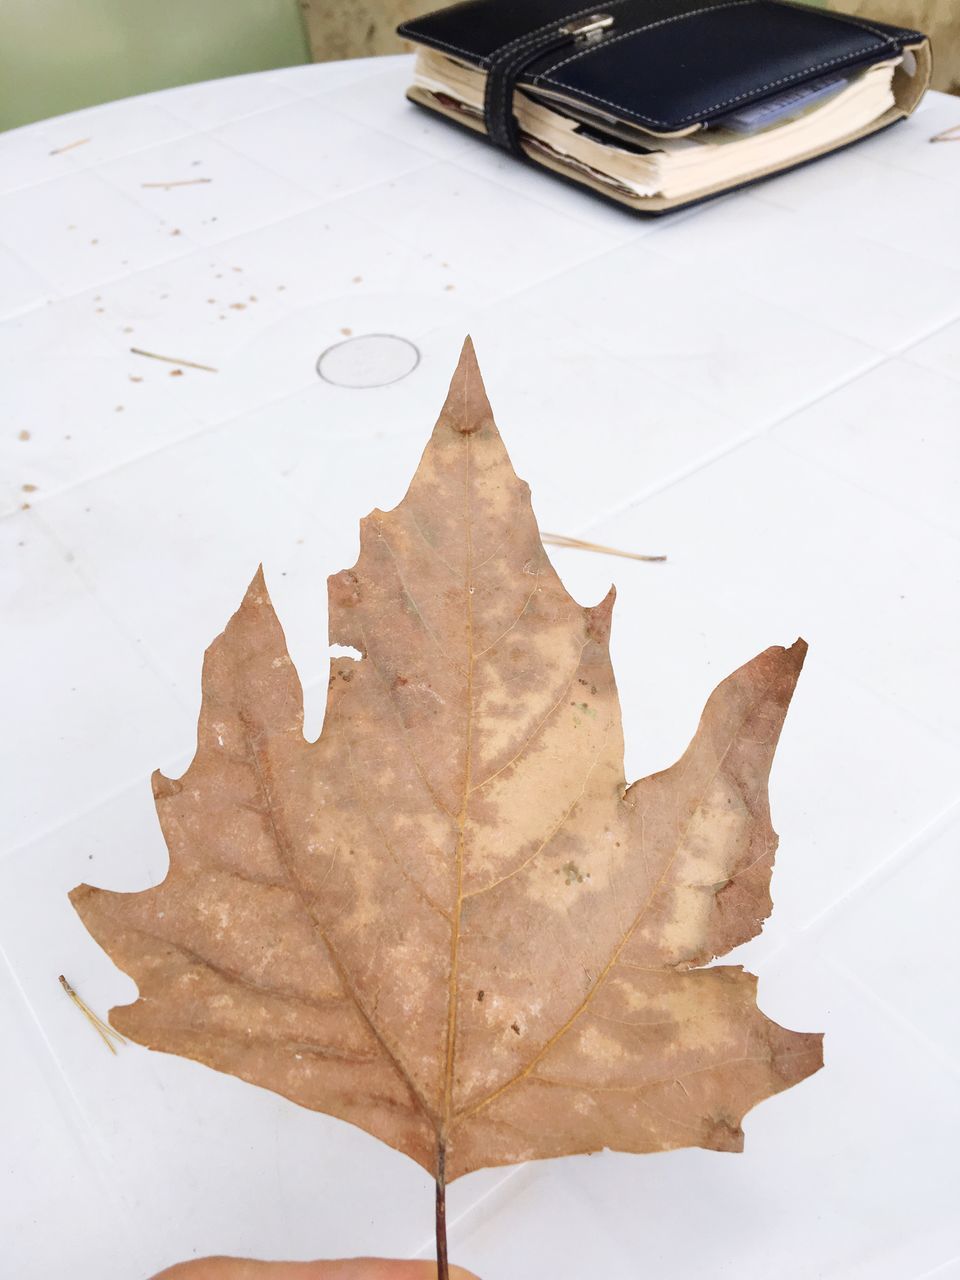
398;0;931;212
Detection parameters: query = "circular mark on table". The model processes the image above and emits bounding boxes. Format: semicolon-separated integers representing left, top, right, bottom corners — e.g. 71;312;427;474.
316;334;420;388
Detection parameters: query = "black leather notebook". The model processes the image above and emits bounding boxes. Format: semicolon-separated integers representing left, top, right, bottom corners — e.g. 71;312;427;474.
398;0;930;211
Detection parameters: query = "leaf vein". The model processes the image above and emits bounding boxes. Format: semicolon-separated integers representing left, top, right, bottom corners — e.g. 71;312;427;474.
468;641;590;795
454;681;775;1125
239;712;438;1124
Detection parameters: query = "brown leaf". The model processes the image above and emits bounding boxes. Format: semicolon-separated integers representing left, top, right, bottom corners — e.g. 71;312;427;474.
71;339;822;1184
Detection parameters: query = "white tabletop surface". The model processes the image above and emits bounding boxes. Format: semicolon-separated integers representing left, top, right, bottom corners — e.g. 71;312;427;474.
2;53;960;1280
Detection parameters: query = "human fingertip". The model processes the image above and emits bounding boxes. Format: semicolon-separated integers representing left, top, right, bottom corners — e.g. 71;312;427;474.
395;1264;480;1280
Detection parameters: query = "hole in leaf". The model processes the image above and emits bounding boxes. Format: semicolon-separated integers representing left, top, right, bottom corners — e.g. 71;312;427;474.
330;644;362;661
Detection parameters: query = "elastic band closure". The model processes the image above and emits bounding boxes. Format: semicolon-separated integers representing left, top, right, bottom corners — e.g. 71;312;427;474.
483;14;615;153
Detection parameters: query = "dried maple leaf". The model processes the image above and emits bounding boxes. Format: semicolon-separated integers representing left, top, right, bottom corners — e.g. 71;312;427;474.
71;339;822;1272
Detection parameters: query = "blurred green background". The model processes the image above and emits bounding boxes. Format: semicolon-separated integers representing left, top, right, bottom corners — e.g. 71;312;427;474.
0;0;311;130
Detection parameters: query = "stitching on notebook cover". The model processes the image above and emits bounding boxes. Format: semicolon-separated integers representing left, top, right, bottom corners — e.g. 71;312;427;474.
847;19;921;40
540;0;756;79
681;44;892;117
541;41;891;126
486;1;734;144
767;1;919;43
490;0;643;143
399;1;916;71
397;28;479;61
402;0;636;70
800;13;891;39
488;0;637;138
490;0;635;63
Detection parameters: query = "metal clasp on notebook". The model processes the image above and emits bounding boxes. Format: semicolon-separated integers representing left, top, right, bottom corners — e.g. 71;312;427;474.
559;13;614;39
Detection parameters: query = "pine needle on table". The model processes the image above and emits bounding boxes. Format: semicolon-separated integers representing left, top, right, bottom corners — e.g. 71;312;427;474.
140;178;213;189
49;138;91;155
130;347;218;373
541;532;667;562
59;974;126;1054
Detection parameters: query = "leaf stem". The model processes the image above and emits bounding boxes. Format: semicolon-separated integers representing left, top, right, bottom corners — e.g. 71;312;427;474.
436;1140;449;1280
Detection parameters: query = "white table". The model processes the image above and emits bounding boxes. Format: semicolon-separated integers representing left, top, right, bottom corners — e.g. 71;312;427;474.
2;54;960;1280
